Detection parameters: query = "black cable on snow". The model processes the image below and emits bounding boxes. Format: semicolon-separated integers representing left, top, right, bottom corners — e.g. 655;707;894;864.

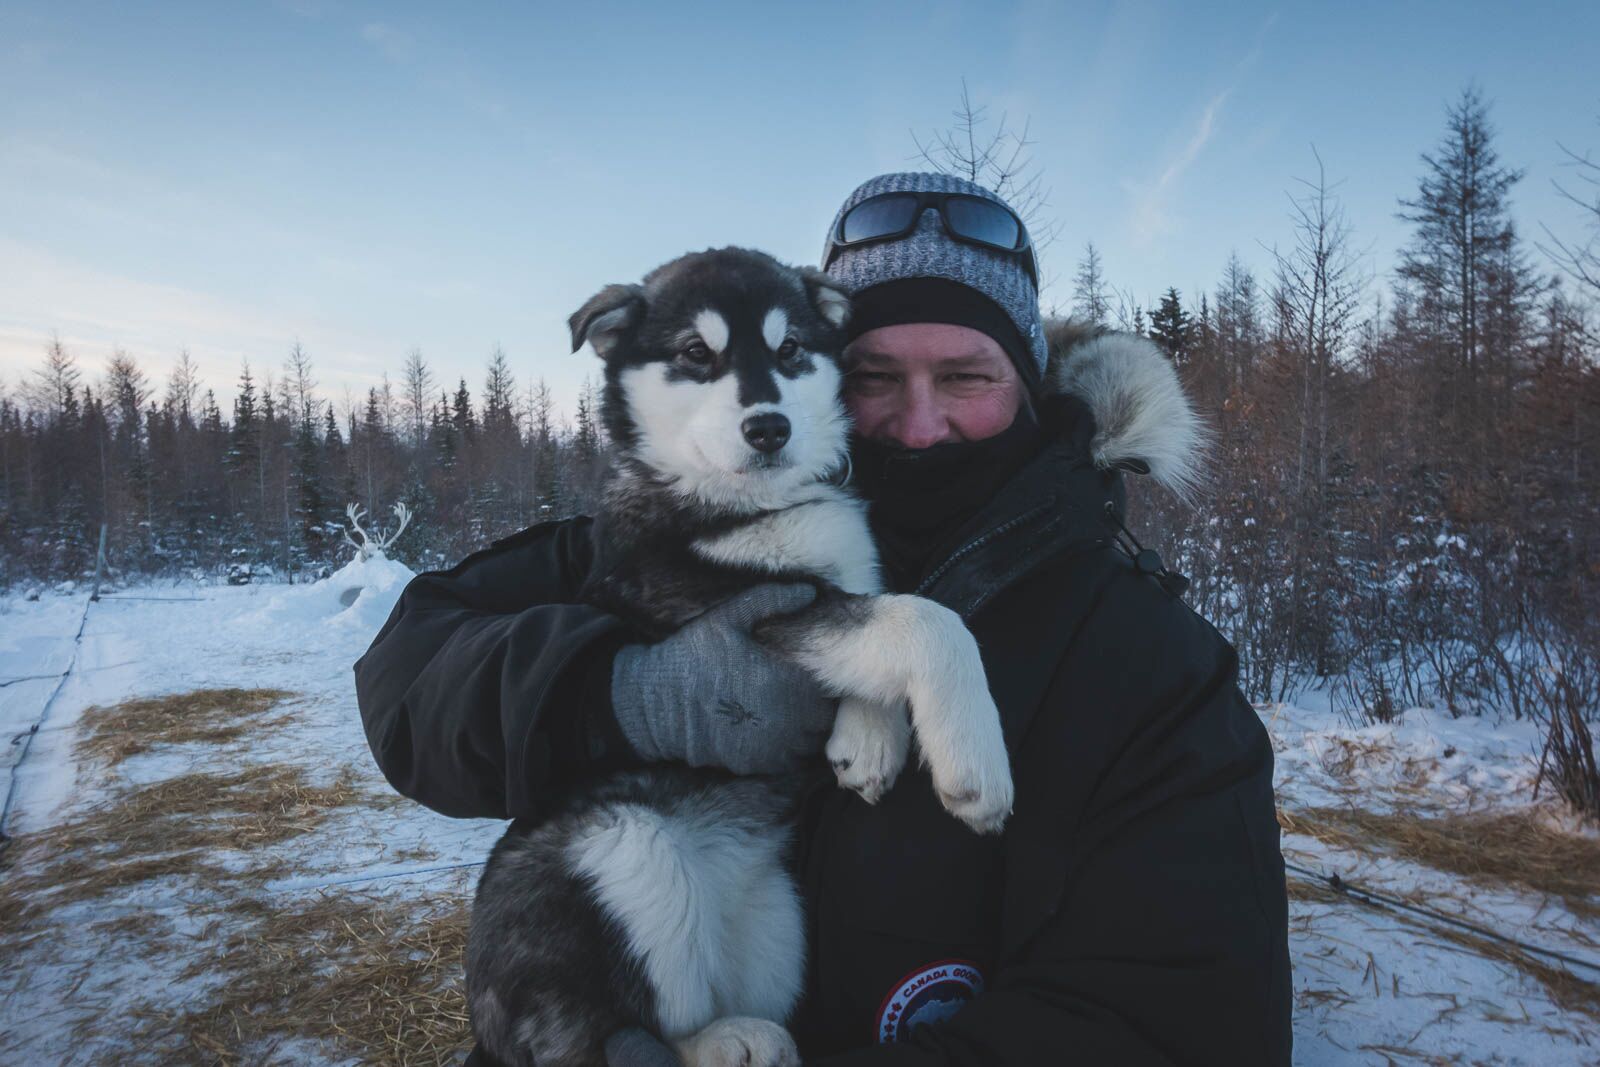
0;594;95;854
1284;857;1600;977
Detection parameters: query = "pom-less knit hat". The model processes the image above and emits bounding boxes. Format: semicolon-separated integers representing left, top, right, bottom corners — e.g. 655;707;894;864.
821;171;1047;389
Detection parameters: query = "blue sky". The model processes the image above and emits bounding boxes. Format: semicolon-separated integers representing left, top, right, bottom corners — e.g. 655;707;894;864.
2;0;1597;418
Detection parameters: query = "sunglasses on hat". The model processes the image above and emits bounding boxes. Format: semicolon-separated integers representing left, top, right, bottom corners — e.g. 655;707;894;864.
826;191;1039;289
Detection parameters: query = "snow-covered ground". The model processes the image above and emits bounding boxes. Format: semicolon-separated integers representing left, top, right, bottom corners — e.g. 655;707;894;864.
0;560;507;1064
1;567;1596;1064
1268;696;1599;1063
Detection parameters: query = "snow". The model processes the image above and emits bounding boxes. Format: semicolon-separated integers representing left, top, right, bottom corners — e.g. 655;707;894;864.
0;564;505;1063
1267;696;1599;1063
232;551;417;638
1;573;1597;1064
1268;698;1549;813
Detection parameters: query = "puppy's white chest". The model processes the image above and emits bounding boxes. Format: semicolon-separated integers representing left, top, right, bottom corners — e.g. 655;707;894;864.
693;491;882;595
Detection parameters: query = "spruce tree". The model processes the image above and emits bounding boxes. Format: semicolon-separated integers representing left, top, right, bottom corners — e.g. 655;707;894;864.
1148;288;1194;364
452;378;476;444
292;410;324;554
1071;242;1111;326
484;346;516;436
1396;85;1532;457
434;390;458;470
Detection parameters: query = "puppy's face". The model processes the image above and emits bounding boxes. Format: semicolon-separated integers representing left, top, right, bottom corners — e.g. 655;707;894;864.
570;248;852;509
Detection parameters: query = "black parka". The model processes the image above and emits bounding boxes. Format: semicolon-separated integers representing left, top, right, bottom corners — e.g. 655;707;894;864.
354;359;1293;1066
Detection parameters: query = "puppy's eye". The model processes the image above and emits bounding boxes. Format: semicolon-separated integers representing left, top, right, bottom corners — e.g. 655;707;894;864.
680;342;713;366
776;338;800;361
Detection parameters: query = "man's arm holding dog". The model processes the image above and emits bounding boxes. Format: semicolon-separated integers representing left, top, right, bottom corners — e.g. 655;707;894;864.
354;517;834;821
354;518;626;819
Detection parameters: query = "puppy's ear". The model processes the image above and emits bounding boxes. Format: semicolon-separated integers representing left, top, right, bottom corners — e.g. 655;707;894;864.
799;268;851;329
569;284;647;358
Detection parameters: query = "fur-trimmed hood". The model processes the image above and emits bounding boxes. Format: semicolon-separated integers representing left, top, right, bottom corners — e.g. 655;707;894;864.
1041;319;1209;503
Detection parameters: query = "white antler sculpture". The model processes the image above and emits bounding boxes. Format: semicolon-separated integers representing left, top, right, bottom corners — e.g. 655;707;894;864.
343;501;412;561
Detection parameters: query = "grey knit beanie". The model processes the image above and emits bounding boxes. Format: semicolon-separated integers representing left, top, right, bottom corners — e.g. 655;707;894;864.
821;171;1047;387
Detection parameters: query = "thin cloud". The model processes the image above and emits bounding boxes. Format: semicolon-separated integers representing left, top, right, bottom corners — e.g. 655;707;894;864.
1235;11;1279;75
355;20;510;124
275;0;332;18
1130;88;1232;245
1123;10;1277;248
0;239;389;406
1158;90;1230;191
360;21;413;63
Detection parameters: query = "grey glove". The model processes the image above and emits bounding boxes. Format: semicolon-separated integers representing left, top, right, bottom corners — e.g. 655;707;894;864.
605;1028;683;1067
610;583;835;774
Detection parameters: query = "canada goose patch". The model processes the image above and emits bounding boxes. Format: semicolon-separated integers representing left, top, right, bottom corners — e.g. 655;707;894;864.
876;960;985;1044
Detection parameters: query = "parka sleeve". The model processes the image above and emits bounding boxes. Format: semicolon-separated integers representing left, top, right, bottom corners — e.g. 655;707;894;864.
806;572;1293;1066
352;517;637;821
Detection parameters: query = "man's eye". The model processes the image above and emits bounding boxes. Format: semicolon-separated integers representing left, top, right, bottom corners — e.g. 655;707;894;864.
945;373;989;384
680;342;713;366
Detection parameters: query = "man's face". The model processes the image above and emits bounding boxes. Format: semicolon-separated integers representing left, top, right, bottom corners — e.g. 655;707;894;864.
842;323;1025;449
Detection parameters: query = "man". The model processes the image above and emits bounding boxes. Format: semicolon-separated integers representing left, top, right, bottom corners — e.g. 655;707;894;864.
355;171;1292;1064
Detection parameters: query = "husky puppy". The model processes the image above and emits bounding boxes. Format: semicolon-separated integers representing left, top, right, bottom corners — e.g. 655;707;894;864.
466;248;1012;1067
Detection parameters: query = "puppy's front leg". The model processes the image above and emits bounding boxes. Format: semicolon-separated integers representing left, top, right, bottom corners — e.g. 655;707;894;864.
826;696;910;804
757;592;1013;833
672;1017;799;1067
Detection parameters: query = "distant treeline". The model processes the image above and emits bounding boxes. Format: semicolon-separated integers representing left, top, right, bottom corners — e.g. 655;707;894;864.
0;336;608;586
2;90;1597;771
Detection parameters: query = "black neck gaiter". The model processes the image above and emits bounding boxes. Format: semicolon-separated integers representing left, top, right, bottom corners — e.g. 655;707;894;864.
851;406;1043;592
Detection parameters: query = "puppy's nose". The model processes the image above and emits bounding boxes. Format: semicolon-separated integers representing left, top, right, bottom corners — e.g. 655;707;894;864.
741;412;791;453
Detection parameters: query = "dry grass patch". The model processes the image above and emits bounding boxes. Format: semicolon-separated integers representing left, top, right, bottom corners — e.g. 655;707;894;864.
1284;805;1600;918
1314;735;1394;781
2;763;397;942
1354;1043;1464;1066
129;890;473;1067
1418;922;1600;1021
3;684;447;1061
92;910;174;942
1288;878;1600;1028
0;868;47;948
1310;735;1443;799
76;687;298;766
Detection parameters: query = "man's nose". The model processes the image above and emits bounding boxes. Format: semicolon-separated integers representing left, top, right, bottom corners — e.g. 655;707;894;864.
889;389;950;450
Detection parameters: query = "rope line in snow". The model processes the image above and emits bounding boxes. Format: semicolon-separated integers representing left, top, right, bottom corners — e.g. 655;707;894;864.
0;674;62;690
291;859;487;891
1284;857;1600;977
0;594;95;853
0;675;63;694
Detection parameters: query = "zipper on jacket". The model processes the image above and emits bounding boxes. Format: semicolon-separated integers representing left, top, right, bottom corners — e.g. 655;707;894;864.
912;502;1055;598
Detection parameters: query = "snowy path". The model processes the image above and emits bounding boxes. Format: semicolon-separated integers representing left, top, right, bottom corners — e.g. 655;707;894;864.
0;592;89;833
0;565;506;1064
1;569;1597;1064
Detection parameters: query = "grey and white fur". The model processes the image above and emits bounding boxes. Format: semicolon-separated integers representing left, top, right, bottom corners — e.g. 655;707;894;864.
467;247;1013;1067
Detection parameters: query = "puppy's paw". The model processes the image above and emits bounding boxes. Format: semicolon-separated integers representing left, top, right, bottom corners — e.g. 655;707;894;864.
826;698;910;805
935;765;1014;835
674;1016;799;1067
921;701;1014;834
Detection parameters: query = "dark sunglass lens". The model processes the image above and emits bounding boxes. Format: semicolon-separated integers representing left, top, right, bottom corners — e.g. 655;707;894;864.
944;196;1021;250
841;195;921;243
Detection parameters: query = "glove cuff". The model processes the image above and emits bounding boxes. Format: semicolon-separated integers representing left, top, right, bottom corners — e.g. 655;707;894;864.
609;642;666;761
